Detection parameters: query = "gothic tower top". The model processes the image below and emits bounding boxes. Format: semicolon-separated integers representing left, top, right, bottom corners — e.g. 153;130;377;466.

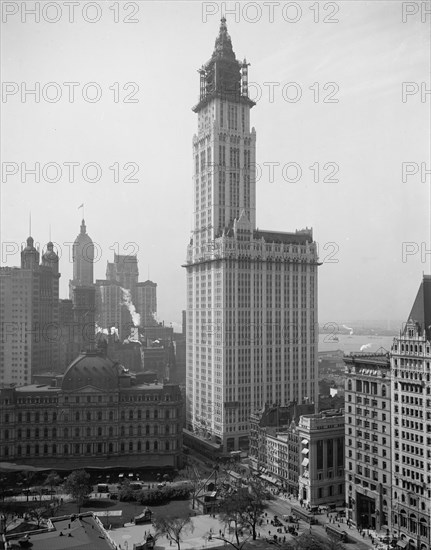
193;17;255;112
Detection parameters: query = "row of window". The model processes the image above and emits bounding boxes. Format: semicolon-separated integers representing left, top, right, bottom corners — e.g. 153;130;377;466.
1;439;177;457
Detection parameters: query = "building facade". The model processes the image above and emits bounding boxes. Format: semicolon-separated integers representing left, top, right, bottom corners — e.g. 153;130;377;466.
297;410;345;508
136;280;157;327
344;353;392;532
0;237;60;385
69;220;96;352
391;275;431;550
185;18;319;453
0;345;183;470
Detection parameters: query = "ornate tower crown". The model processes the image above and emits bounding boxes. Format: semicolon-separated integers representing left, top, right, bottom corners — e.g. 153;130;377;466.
193;17;254;112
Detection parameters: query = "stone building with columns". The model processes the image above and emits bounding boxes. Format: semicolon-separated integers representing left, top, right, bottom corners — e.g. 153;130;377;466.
297;409;345;507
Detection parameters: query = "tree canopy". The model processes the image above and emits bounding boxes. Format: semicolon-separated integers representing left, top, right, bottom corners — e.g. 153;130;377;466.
153;514;194;550
63;470;91;513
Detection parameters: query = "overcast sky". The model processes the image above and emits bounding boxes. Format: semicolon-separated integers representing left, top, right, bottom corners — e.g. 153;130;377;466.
1;1;430;330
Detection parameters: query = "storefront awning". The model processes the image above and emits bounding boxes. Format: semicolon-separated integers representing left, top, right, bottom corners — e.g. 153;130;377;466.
301;457;309;466
301;439;308;445
397;541;407;549
301;448;309;454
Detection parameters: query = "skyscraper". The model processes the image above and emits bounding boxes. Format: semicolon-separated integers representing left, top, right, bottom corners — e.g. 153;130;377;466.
0;236;60;385
185;19;319;453
69;220;96;351
391;275;431;548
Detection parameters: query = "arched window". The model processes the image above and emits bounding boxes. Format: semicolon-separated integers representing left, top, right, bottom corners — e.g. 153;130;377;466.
120;442;125;452
17;445;22;456
26;445;31;456
4;446;8;457
76;411;80;421
410;514;417;534
52;413;57;422
154;425;158;435
146;425;150;435
26;412;31;422
43;444;48;455
44;412;48;423
129;410;133;420
121;411;125;421
75;444;80;454
129;441;133;451
165;410;169;420
86;444;91;454
146;410;150;419
108;443;113;453
109;411;114;421
63;444;68;455
97;411;102;421
137;425;142;436
165;441;169;451
154;441;158;451
35;444;39;455
52;444;56;455
4;429;9;440
145;441;150;451
165;425;170;435
44;428;48;438
35;428;39;438
17;428;21;439
154;410;158;420
128;425;133;436
108;427;113;437
120;426;125;436
52;428;57;438
35;412;40;422
75;427;79;437
98;427;102;436
137;410;142;420
137;441;142;451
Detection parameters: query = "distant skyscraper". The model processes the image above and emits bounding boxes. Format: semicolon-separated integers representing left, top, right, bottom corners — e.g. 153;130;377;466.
136;280;157;327
72;220;94;286
391;275;431;548
106;254;139;301
69;220;95;352
0;236;60;385
96;254;157;336
185;19;319;453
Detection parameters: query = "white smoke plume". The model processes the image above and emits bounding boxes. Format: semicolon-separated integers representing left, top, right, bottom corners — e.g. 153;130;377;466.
95;324;109;335
110;327;119;338
360;343;372;352
343;324;354;335
120;287;141;327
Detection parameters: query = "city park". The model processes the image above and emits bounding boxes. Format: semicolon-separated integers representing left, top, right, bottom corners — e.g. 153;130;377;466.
0;459;378;550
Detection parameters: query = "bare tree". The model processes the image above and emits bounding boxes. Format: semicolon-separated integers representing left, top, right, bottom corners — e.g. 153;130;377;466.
153;515;194;550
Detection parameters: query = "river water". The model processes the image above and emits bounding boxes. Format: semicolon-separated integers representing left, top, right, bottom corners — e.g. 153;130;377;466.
318;333;396;354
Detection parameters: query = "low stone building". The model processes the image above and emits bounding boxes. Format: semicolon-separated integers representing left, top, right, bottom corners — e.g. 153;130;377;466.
0;344;183;471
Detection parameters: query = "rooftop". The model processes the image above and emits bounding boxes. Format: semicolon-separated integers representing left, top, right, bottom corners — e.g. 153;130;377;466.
5;512;115;550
